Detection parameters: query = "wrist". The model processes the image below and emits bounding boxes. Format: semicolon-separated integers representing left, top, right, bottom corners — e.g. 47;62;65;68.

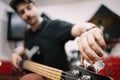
83;22;97;32
13;45;25;55
86;26;97;31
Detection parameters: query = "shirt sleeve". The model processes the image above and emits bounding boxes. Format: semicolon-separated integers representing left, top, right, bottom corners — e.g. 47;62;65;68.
49;20;75;43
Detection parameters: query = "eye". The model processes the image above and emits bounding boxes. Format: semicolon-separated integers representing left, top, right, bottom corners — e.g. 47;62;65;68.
27;4;32;10
19;10;25;15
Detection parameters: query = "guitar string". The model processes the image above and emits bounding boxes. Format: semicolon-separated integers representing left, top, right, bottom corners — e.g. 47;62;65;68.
26;60;77;76
27;62;78;80
24;61;79;80
25;64;78;80
30;61;80;79
25;65;60;80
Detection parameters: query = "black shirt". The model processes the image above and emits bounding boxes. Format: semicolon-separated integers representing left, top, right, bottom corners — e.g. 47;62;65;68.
24;18;75;71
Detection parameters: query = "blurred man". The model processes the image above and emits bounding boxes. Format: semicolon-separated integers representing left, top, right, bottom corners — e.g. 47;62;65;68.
9;0;106;80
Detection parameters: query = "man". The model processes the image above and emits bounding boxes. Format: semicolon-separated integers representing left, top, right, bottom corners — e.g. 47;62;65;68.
9;0;106;80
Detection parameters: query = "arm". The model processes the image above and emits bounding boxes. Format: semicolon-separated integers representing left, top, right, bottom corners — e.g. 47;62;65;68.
11;45;26;69
71;22;106;64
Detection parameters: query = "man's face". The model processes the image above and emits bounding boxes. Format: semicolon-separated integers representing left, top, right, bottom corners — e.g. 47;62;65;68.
16;3;39;25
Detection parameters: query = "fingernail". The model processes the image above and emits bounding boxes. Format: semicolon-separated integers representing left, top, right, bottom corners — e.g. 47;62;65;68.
98;57;103;60
99;54;103;57
95;57;99;61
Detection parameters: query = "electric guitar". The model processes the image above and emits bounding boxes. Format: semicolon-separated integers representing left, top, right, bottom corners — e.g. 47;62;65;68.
21;60;111;80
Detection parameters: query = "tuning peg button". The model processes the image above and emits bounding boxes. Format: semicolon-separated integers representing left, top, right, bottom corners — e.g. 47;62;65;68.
86;65;96;72
82;75;91;80
71;70;81;77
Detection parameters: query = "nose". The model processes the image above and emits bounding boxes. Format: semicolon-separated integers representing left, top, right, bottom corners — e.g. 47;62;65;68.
24;10;31;20
25;10;30;16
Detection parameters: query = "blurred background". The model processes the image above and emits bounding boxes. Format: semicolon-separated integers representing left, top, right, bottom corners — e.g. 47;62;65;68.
0;0;120;80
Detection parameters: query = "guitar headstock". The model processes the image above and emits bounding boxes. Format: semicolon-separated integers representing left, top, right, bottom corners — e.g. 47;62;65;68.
63;66;111;80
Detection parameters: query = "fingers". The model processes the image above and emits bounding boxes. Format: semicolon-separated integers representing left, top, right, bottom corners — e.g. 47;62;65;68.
78;28;106;64
94;31;106;50
80;55;84;64
87;34;103;57
16;56;22;69
78;39;94;64
11;54;22;69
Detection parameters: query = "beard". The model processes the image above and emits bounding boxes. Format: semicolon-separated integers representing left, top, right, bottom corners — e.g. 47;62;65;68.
26;16;38;25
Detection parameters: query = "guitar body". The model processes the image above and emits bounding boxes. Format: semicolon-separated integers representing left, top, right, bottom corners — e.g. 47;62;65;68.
20;73;44;80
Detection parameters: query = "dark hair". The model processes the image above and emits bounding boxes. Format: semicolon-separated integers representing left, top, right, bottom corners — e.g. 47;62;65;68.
9;0;34;12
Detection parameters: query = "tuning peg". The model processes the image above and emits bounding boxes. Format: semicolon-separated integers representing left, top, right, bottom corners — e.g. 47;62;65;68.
86;65;96;72
71;69;81;77
94;60;105;73
79;63;85;68
82;75;91;80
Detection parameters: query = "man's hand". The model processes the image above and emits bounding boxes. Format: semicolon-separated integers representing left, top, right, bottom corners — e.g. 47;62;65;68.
11;45;25;70
11;53;22;69
77;28;106;64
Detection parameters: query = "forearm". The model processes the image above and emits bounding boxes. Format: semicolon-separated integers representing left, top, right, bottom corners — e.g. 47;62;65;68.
71;22;97;37
14;45;25;55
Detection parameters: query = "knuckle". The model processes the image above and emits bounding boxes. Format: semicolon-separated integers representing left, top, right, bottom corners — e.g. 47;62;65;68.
89;41;94;47
88;54;93;59
85;48;90;54
77;39;81;43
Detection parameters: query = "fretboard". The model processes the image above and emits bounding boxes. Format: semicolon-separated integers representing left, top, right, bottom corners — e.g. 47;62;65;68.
23;60;63;80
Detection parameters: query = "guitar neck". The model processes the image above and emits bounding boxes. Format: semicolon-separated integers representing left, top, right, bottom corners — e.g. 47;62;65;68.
23;60;63;80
